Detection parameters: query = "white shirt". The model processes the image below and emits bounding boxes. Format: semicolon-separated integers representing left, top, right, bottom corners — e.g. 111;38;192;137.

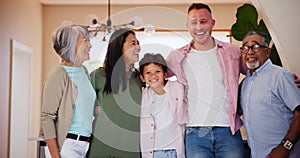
151;91;177;150
183;47;230;127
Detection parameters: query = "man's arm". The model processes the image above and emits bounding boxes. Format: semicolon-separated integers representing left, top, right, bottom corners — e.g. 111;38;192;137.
267;105;300;158
166;50;178;78
293;73;300;88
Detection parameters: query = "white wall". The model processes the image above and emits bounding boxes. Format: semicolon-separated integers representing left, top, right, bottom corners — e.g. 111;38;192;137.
0;0;43;157
251;0;300;74
43;3;244;77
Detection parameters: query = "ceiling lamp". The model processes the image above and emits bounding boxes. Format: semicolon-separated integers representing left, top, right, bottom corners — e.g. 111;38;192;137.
86;0;155;40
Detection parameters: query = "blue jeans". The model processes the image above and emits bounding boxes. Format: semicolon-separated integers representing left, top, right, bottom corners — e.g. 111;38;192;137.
153;149;177;158
185;127;244;158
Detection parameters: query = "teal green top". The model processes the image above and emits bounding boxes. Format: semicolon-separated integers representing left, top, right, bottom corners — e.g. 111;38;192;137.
88;67;143;158
63;66;96;137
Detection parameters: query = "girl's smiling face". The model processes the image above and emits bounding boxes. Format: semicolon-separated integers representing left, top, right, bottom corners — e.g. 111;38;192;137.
141;63;166;88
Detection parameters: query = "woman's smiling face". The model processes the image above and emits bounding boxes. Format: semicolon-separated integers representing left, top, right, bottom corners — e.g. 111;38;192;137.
122;33;140;65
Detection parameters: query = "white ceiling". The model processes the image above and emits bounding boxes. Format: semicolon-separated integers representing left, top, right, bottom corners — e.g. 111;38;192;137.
40;0;250;5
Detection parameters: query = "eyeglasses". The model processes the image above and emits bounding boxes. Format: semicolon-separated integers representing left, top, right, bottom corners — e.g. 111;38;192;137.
240;44;268;54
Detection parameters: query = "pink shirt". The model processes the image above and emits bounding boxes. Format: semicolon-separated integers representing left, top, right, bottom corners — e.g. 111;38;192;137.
166;38;248;134
140;81;188;158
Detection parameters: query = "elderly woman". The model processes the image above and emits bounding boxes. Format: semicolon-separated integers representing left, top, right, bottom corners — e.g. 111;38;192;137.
88;28;143;158
40;22;96;158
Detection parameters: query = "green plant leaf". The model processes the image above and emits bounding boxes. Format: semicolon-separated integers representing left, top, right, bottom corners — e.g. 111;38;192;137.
270;44;282;66
258;20;271;41
236;4;258;26
231;3;260;41
231;21;257;41
231;3;282;67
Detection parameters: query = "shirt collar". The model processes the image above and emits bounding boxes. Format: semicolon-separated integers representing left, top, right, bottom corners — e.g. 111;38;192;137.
247;59;272;77
188;37;223;53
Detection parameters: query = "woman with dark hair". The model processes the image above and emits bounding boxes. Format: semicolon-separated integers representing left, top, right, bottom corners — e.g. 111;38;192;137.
88;28;143;158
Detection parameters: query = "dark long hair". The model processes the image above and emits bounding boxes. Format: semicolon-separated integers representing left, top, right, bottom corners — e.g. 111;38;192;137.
103;28;136;94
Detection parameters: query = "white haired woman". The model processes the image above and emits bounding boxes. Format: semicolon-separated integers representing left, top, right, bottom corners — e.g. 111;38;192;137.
40;22;96;158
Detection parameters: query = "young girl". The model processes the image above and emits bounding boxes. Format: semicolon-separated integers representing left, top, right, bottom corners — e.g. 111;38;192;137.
139;53;188;158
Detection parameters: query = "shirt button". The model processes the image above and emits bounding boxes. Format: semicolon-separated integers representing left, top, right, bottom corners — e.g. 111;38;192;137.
150;137;153;139
150;124;154;126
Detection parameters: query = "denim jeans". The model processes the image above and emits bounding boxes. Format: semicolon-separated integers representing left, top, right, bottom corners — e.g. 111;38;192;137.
185;127;244;158
153;149;177;158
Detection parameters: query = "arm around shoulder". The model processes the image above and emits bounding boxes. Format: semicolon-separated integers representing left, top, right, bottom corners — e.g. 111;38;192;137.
293;73;300;88
170;81;188;125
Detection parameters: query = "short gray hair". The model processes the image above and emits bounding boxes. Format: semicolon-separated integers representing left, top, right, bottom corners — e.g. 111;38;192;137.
244;31;269;47
52;24;90;63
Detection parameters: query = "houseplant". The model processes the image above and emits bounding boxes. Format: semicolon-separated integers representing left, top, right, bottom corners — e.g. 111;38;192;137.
231;3;282;66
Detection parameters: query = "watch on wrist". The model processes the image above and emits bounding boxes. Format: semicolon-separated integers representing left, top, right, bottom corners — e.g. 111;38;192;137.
281;139;294;150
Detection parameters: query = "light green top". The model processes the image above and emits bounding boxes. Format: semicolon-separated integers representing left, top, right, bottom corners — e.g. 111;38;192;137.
63;66;96;137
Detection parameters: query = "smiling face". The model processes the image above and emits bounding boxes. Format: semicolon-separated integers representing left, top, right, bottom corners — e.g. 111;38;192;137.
75;35;92;66
122;33;141;65
241;34;270;74
141;63;167;88
186;8;215;50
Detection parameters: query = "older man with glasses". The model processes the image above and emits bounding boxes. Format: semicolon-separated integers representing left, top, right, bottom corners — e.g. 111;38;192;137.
238;31;300;158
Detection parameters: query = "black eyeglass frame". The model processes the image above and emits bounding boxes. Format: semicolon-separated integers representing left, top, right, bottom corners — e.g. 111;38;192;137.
240;44;268;54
